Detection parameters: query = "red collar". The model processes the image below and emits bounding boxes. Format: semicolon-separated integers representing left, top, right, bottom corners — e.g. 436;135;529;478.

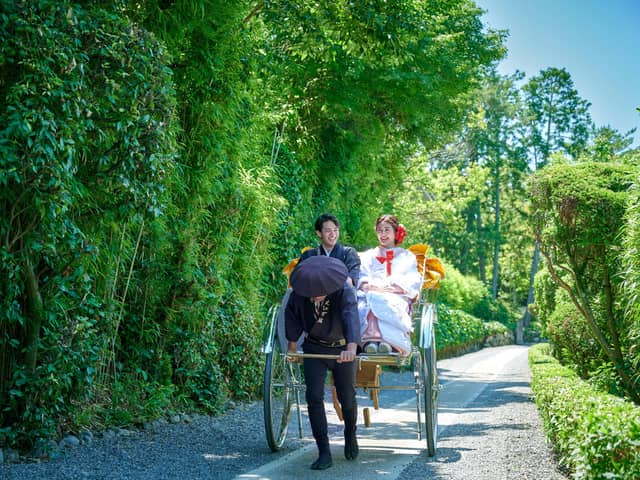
375;249;394;275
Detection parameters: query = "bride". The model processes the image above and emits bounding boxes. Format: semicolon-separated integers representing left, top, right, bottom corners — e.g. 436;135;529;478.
357;214;422;355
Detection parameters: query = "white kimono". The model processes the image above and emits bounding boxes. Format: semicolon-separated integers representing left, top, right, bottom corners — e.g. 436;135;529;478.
357;247;422;354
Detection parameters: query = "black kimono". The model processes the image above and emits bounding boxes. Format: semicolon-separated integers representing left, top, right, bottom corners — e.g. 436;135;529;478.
300;243;361;288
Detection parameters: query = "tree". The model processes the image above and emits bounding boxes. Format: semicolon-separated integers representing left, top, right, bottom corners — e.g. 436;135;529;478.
469;71;528;299
522;67;592;166
397;156;491;269
587;125;639;163
0;0;507;449
258;0;506;243
620;178;640;394
530;162;639;402
401;71;529;303
521;67;593;325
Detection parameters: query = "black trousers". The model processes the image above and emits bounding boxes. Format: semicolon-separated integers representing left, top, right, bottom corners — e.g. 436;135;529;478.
302;340;357;451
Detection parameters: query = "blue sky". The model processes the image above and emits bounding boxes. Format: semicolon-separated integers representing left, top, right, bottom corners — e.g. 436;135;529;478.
475;0;640;146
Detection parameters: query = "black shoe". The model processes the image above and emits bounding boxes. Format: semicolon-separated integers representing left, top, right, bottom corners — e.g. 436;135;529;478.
344;434;359;460
310;454;333;470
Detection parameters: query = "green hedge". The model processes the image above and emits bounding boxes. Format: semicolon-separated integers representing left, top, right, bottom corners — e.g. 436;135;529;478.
529;344;640;479
437;263;516;326
436;305;484;351
434;306;511;357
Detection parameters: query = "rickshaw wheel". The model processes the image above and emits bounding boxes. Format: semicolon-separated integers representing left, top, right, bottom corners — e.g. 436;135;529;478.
422;330;439;457
263;334;293;452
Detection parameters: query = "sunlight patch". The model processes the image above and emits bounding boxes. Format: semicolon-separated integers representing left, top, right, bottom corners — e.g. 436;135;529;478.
203;452;242;460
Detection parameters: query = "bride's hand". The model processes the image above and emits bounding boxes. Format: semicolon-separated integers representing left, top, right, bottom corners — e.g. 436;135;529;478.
383;285;404;294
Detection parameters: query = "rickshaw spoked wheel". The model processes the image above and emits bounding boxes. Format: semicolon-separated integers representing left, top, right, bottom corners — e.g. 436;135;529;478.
263;335;293;451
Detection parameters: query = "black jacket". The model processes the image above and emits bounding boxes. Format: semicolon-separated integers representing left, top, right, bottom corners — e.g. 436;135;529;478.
285;287;360;346
300;243;361;287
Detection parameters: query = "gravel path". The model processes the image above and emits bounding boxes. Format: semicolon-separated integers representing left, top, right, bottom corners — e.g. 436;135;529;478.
397;346;569;479
0;345;568;480
0;401;311;480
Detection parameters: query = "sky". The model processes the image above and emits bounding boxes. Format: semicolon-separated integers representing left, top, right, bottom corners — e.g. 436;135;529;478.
475;0;640;147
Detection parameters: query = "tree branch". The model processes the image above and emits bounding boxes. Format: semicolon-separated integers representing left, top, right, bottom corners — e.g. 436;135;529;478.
242;2;263;26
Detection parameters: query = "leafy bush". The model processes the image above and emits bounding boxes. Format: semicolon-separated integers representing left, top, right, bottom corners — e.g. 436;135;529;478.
0;0;178;449
484;320;511;337
523;319;544;343
438;265;487;311
534;254;632;397
530;267;558;326
530;161;640;401
472;294;515;327
546;300;604;379
435;305;485;352
530;344;640;479
435;305;512;357
0;0;506;453
437;262;516;327
619;180;640;399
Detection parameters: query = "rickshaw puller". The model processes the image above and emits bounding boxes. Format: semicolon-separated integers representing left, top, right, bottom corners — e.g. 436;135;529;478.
285;255;361;470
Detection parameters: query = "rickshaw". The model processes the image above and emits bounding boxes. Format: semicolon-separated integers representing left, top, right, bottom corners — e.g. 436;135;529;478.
261;244;443;457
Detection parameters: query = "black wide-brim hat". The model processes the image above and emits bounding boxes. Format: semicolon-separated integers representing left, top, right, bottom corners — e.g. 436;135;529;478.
289;255;348;297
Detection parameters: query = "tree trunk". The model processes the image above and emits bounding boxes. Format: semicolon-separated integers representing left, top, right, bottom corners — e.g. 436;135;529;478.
491;167;500;300
476;201;486;284
23;255;44;375
543;249;640;403
461;206;475;275
521;238;540;327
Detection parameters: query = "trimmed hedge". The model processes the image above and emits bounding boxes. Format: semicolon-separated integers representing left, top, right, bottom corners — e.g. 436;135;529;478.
529;344;640;479
435;306;512;358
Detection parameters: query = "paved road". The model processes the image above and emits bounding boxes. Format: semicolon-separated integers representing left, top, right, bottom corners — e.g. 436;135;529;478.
236;344;567;479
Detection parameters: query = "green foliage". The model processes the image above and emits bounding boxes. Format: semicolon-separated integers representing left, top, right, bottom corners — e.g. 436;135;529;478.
531;162;636;258
473;295;515;327
530;161;640;401
436;261;515;325
397;124;533;311
532;268;595;372
399;161;492;274
546;299;603;379
101;379;177;427
483;320;511;337
523;319;544;343
530;344;640;479
261;0;505;148
0;0;179;448
586;126;639;163
437;263;487;310
435;304;512;358
620;180;640;396
259;0;504;252
530;267;558;327
170;326;226;412
467;71;529;299
496;186;535;303
522;67;593;164
435;305;485;352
